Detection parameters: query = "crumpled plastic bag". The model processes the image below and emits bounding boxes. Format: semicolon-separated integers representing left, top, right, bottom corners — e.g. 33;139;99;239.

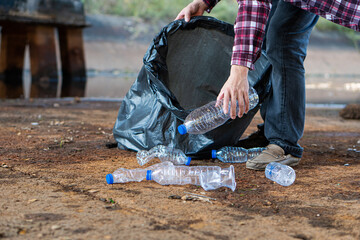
113;16;271;158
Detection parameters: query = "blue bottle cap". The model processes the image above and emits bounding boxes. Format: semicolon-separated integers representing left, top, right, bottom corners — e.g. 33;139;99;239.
146;170;152;181
177;125;187;135
211;150;217;159
106;174;114;184
185;157;191;166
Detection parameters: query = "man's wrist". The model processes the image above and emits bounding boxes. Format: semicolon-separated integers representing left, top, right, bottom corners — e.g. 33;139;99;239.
231;65;249;75
201;0;217;12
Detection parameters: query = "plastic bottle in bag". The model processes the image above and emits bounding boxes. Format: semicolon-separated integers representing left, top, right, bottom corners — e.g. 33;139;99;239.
137;145;191;166
212;146;265;163
106;161;236;191
178;87;259;135
265;162;296;186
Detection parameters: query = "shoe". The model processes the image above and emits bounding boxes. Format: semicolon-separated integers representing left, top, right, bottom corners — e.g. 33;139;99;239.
235;126;269;149
246;144;301;170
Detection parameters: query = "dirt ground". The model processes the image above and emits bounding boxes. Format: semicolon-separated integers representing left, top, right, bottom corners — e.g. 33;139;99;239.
0;99;359;240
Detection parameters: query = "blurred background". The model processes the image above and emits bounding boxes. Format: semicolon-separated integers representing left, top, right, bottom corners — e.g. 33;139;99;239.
3;0;360;104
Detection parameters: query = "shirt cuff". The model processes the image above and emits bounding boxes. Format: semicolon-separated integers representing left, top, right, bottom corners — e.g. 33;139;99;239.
231;57;254;70
202;0;219;13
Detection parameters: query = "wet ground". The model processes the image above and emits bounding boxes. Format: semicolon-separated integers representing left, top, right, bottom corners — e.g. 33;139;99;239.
0;99;359;239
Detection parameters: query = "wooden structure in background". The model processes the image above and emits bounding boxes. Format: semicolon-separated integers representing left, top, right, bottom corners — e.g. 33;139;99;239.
0;0;87;98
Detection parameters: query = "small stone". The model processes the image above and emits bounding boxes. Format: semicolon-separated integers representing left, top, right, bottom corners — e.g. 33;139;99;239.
168;195;181;199
51;225;61;230
88;190;99;193
17;229;26;235
344;163;350;166
28;199;38;203
263;200;272;206
53;103;60;108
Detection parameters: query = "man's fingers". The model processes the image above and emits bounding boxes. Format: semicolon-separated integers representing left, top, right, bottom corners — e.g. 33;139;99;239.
175;12;184;20
237;96;244;118
223;92;230;115
216;92;224;107
230;93;237;119
184;10;192;22
243;90;250;113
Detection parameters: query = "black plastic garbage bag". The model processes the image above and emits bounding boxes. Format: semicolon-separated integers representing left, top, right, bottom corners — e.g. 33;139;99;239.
113;16;271;158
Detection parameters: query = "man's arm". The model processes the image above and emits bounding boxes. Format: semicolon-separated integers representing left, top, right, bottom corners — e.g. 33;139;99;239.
232;0;271;69
202;0;221;12
218;0;271;119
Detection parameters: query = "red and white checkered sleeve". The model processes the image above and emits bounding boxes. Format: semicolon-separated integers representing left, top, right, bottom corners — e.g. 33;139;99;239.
231;0;271;70
202;0;221;12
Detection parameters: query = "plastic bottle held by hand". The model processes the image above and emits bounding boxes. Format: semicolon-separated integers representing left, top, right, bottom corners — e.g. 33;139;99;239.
137;145;191;166
178;87;259;135
211;146;265;163
146;163;236;191
265;162;296;186
106;162;172;184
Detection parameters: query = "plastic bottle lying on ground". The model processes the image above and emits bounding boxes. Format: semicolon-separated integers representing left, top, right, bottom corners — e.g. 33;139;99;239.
212;146;265;163
137;145;191;166
178;87;259;135
265;162;296;186
106;161;236;191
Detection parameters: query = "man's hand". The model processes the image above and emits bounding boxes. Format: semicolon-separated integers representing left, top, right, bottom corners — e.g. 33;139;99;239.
216;65;250;119
175;0;208;22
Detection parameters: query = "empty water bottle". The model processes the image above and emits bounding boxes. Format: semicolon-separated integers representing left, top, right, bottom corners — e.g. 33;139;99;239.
106;161;236;191
212;146;265;163
265;162;296;186
137;145;191;166
178;87;259;135
106;162;172;184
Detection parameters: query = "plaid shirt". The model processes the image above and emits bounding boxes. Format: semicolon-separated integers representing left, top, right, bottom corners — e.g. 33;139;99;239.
203;0;360;69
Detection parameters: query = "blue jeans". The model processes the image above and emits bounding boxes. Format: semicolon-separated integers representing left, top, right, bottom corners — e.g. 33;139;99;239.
260;0;319;157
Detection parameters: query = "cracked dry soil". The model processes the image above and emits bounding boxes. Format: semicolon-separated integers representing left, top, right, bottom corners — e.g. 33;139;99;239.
0;100;359;240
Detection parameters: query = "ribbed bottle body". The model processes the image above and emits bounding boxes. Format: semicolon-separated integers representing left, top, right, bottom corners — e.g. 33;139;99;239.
137;145;190;166
179;87;259;135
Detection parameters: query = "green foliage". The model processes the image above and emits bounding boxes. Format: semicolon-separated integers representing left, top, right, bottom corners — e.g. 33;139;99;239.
315;17;360;49
82;0;237;23
82;0;359;48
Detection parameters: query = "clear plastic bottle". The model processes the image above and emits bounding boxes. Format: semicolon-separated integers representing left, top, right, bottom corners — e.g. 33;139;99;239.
247;147;266;160
178;87;259;135
136;145;191;166
106;162;172;184
265;162;296;186
211;146;265;163
106;161;236;191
